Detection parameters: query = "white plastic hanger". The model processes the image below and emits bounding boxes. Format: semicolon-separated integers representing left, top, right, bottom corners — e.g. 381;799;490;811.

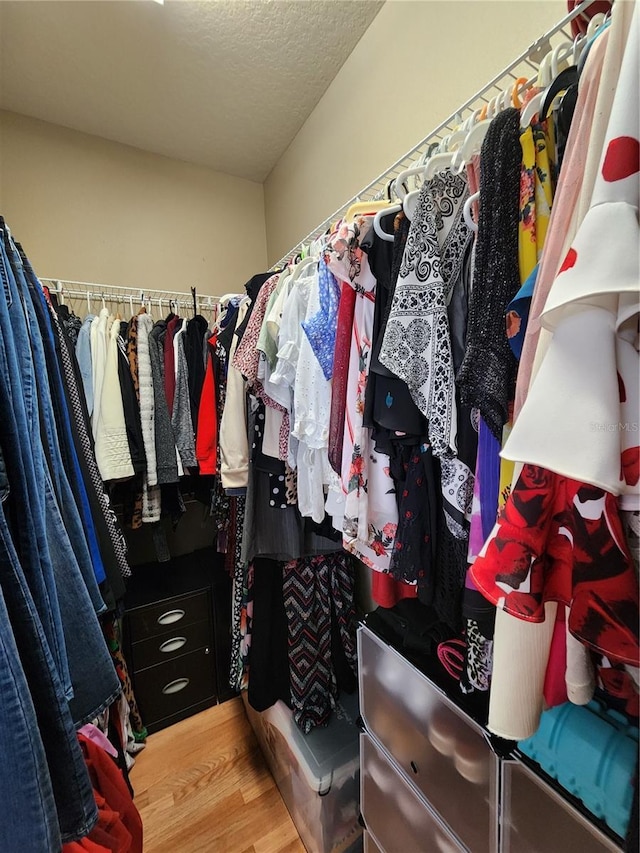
290;255;318;284
463;191;480;232
373;204;402;242
403;137;459;217
520;50;554;127
450;111;481;174
424;148;455;181
219;292;238;308
455;113;492;169
452;87;511;174
394;165;426;201
550;40;574;78
586;11;606;40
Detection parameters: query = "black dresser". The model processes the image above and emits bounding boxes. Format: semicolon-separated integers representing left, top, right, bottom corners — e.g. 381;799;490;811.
123;547;236;734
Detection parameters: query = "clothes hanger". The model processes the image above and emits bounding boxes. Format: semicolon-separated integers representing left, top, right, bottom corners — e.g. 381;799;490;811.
423;147;456;181
373;205;402;242
511;77;530;109
463;192;480;233
289;255;318;284
586;11;607;40
344;199;392;220
550;40;574;78
393;166;425;201
393;146;433;201
540;64;578;122
453;85;513;174
520;50;554;127
577;16;610;74
399;139;453;218
455;111;494;170
479;89;502;122
450;111;482;174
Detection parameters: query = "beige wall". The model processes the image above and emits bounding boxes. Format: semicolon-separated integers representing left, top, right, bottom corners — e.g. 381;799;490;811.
0;110;268;297
264;0;563;264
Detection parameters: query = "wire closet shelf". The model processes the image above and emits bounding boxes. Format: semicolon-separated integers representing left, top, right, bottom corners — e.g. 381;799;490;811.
38;278;218;315
269;0;593;271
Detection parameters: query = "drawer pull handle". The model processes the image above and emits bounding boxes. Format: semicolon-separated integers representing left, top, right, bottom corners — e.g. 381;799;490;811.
157;609;185;626
162;678;190;695
159;637;187;654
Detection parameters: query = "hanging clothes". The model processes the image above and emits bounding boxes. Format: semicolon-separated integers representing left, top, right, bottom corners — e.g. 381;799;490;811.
327;218;399;574
379;169;471;457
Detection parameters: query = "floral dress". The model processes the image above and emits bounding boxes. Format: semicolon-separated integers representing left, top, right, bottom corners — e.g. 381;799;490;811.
327;218;398;572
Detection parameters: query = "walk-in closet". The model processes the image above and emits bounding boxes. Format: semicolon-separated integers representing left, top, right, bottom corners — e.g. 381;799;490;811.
0;0;637;851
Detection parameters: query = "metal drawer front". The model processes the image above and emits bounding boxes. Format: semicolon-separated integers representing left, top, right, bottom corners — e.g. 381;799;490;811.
127;590;210;642
133;646;216;726
361;733;465;853
358;626;497;853
501;760;622;853
131;619;212;671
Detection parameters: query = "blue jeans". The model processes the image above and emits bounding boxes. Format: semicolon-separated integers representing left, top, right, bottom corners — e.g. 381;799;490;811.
0;240;70;698
6;238;107;601
0;232;121;723
0;575;62;853
0;489;97;846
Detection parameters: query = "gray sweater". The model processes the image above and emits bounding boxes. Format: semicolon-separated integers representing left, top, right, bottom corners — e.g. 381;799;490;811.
148;321;179;484
172;326;197;469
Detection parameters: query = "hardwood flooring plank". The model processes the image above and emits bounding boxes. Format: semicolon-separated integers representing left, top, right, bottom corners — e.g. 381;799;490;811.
252;824;306;853
240;767;278;805
130;699;304;853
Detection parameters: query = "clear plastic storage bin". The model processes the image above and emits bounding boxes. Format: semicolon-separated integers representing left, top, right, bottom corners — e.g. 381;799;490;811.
360;732;465;853
363;830;383;853
501;759;622;852
358;626;498;853
243;691;362;853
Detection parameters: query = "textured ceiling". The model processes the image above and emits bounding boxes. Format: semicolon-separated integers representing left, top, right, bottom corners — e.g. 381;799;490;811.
0;0;383;182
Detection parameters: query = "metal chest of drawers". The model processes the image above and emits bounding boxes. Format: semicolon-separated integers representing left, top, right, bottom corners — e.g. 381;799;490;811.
123;548;235;734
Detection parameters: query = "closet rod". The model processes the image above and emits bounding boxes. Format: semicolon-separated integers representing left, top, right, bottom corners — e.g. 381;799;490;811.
269;0;593;271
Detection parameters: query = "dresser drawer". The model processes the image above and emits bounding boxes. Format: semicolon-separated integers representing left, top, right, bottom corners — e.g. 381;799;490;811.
127;590;210;642
501;760;622;853
133;646;216;727
358;625;497;853
131;619;212;672
361;733;465;853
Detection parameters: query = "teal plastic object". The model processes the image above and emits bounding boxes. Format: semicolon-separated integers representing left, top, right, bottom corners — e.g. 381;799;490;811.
518;700;638;838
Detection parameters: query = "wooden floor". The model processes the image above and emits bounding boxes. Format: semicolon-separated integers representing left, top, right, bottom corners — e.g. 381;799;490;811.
130;698;306;853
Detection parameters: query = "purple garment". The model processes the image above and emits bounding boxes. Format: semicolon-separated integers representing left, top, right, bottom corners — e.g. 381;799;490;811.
301;259;340;381
479;417;501;541
468;416;501;559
